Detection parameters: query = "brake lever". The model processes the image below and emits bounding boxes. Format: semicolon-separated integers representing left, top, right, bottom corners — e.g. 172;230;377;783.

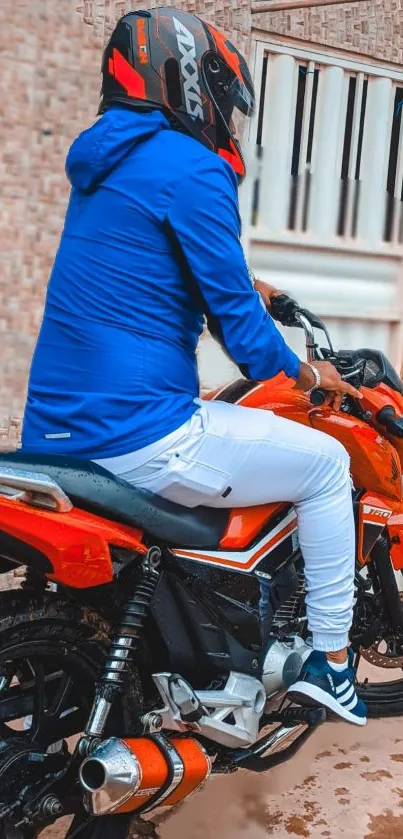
297;308;326;331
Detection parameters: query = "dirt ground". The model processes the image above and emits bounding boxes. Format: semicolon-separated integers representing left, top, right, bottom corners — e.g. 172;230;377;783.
157;663;403;839
159;717;403;839
42;716;403;839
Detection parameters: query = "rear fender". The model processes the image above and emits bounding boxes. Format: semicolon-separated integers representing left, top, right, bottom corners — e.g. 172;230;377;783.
0;495;147;588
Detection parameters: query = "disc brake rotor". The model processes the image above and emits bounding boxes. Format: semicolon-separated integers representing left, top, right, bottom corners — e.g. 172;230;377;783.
360;593;403;668
360;641;403;669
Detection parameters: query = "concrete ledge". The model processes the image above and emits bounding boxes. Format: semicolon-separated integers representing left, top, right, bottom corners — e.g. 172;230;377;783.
0;417;21;452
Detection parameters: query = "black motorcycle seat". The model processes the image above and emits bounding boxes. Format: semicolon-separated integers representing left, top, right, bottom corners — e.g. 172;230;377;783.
0;452;229;549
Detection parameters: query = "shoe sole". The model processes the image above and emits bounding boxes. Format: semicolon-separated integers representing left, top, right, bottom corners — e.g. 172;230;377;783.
288;681;367;726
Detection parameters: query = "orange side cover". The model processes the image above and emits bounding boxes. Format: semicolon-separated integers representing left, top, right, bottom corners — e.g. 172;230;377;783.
220;502;288;549
0;496;147;588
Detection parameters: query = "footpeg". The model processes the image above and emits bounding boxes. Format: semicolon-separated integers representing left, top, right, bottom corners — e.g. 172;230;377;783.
168;675;205;723
152;672;266;748
264;705;327;727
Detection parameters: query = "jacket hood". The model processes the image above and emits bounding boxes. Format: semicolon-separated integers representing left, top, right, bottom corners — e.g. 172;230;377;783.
66;107;170;192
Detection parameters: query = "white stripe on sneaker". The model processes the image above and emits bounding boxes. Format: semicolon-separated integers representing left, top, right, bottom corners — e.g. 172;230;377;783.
343;694;358;712
287;680;366;726
335;679;350;695
338;684;355;704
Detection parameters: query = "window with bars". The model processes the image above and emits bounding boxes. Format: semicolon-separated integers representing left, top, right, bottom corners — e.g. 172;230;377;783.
288;64;319;232
251;47;403;249
385;87;403;243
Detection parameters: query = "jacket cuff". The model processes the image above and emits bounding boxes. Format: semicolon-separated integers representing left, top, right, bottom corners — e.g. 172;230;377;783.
283;350;301;381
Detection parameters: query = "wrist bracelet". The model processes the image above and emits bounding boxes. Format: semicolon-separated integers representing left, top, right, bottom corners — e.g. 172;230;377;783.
305;363;321;394
247;266;256;288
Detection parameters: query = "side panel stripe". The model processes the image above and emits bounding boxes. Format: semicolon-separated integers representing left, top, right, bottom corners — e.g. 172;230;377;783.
173;509;298;572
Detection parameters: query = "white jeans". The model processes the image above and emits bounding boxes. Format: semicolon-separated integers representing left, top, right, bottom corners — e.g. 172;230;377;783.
95;400;355;652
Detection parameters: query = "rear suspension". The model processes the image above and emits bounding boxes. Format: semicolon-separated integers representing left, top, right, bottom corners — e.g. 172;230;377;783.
84;547;161;740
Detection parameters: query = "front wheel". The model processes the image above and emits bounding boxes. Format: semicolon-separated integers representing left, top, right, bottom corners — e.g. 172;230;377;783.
0;590;142;839
354;538;403;717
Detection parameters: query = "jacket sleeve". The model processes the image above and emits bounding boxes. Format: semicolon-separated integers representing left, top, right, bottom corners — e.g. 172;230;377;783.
166;154;300;382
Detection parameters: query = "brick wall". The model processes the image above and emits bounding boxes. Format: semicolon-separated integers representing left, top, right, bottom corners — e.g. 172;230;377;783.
254;0;403;65
1;0;101;423
76;0;251;52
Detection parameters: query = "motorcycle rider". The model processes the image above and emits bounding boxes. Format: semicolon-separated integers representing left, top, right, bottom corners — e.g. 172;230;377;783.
22;7;366;725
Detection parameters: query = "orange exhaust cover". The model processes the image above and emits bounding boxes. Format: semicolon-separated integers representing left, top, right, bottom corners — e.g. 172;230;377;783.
116;736;210;813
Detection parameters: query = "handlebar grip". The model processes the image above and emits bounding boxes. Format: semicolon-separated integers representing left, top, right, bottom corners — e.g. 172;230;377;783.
377;406;397;425
310;389;327;406
376;405;403;438
270;294;325;330
270;294;300;327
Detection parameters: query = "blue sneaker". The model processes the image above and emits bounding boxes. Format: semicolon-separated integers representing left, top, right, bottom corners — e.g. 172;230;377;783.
287;650;367;726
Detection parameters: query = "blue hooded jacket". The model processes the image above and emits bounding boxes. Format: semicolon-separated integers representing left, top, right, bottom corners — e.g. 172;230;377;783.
22;107;300;459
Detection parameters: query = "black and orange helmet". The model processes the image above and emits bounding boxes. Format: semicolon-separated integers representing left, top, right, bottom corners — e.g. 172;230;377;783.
99;7;255;180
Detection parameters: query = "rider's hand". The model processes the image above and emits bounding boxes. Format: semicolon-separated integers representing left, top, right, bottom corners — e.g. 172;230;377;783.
254;279;283;312
295;361;363;411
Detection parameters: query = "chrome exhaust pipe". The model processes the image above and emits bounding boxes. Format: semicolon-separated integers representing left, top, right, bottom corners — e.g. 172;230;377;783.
232;706;326;772
79;734;211;816
79;738;141;815
253;724;303;756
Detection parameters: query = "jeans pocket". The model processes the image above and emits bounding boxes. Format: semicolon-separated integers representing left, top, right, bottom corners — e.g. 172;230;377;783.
138;452;232;508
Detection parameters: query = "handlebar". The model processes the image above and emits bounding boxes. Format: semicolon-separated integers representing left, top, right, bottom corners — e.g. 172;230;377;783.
270;293;362;405
309;388;328;407
270;294;335;362
270;294;327;332
270;293;334;365
376;406;403;438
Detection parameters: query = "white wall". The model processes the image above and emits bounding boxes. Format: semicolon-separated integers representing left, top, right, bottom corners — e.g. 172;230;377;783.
198;38;403;393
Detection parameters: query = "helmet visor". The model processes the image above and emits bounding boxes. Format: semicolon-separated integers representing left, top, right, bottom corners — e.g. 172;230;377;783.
203;54;254;126
231;74;255;119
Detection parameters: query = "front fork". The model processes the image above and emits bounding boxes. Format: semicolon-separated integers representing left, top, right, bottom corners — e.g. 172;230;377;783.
369;534;403;632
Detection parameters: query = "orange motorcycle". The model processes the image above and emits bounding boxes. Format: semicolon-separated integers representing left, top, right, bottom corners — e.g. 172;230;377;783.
1;295;403;838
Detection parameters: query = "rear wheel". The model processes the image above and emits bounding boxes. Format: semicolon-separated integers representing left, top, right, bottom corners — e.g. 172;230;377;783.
0;590;143;839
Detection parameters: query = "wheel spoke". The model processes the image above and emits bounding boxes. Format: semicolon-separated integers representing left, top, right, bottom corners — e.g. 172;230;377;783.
0;686;35;724
28;660;46;743
46;672;74;719
43;707;87;743
0;660;83;745
0;668;80;730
